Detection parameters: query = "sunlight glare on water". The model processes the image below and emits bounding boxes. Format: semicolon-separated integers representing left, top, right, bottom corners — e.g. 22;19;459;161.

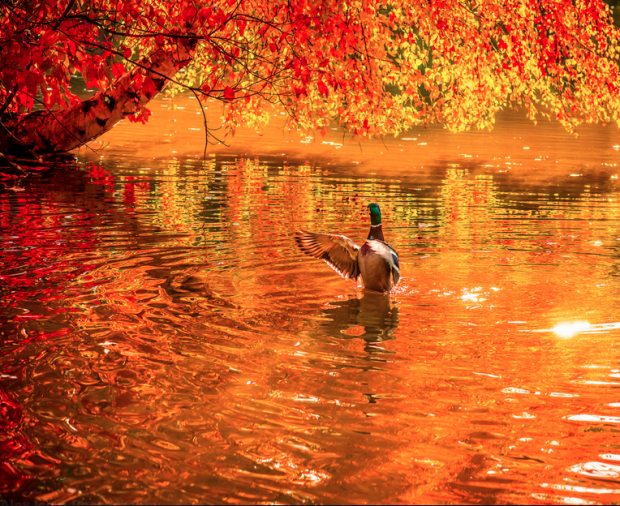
2;95;620;504
553;322;592;339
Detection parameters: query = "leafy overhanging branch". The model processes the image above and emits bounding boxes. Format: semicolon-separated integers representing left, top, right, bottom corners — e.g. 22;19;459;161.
0;0;619;156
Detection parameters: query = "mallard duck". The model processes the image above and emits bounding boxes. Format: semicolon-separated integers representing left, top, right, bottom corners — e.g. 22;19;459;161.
295;203;400;292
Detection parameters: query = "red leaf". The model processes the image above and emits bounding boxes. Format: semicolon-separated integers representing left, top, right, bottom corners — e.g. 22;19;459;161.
224;86;235;101
112;63;125;78
128;107;151;124
317;80;329;97
238;18;247;36
143;76;157;97
183;6;197;22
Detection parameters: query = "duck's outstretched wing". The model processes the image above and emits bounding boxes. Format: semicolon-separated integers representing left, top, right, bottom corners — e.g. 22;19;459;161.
295;230;361;281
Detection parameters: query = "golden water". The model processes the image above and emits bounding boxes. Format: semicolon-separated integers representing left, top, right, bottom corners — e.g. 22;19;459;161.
2;96;620;504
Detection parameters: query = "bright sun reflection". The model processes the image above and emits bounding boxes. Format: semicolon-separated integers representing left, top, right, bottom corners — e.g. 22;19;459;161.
552;322;591;338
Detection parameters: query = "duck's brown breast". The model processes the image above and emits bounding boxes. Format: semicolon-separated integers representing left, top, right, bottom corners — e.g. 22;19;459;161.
359;243;392;292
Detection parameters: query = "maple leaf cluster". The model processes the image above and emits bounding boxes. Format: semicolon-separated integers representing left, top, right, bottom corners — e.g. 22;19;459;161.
1;0;619;139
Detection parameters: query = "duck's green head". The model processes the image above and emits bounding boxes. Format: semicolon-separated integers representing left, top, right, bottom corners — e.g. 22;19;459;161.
368;203;382;226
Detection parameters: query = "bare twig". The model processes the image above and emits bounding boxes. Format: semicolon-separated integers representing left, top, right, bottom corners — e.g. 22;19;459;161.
191;88;209;159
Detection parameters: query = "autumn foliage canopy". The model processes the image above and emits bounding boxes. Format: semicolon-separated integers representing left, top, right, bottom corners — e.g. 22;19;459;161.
1;0;620;152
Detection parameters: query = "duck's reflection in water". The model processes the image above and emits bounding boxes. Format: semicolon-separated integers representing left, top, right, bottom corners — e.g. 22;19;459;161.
320;291;399;352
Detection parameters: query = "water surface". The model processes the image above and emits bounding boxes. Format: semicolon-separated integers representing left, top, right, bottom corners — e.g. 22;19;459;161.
2;97;620;504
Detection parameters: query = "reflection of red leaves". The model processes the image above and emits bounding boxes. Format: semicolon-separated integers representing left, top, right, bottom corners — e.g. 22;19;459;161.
86;161;115;191
14;314;44;321
19;328;72;345
121;175;151;209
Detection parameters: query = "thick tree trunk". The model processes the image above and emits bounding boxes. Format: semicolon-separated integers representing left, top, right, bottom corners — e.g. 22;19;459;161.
1;40;196;154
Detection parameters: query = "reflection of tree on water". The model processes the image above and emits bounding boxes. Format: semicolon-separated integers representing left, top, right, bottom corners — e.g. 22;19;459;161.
319;292;399;351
